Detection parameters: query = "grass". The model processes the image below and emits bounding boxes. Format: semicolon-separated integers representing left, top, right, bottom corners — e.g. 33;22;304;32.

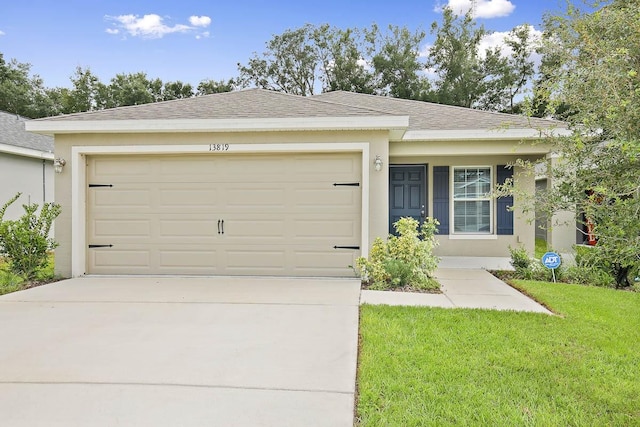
0;254;56;296
534;237;548;259
357;280;640;426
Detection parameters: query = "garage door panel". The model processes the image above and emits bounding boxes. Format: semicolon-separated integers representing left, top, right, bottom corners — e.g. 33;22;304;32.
90;157;153;179
294;249;358;273
159;219;218;237
87;153;361;276
159;250;219;270
293;220;357;239
92;188;151;208
158;187;219;208
293;188;358;210
93;219;151;238
225;187;286;207
90;249;150;271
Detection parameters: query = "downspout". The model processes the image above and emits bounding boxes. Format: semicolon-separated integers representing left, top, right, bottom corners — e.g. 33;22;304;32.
42;159;46;203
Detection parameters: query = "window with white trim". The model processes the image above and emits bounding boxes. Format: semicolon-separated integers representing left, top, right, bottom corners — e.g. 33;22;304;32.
453;166;492;233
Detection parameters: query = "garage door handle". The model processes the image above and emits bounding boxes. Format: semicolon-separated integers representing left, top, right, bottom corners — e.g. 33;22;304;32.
217;219;221;234
221;219;224;234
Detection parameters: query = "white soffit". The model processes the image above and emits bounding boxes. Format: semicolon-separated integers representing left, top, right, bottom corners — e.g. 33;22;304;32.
25;116;409;135
401;128;572;141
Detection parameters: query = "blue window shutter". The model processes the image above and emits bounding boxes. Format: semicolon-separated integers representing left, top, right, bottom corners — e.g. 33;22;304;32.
496;165;514;235
433;166;449;234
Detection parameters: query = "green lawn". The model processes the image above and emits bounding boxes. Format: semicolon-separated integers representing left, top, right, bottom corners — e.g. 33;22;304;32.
357;281;640;426
534;238;548;259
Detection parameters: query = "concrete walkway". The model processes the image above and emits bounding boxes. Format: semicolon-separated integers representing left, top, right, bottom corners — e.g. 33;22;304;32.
0;276;361;427
361;267;551;314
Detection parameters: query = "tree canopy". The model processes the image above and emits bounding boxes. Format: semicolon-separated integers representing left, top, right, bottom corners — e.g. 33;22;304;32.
526;0;640;287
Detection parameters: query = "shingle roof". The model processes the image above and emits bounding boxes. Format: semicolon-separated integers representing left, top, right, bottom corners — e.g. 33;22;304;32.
0;111;54;153
312;91;566;131
38;89;393;122
33;88;565;133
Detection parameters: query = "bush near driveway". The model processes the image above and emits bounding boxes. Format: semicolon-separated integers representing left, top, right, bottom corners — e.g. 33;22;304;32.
356;217;440;292
0;193;60;281
357;280;640;426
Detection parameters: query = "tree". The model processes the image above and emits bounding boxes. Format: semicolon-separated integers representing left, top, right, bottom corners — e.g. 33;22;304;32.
527;0;640;287
0;53;58;118
160;81;194;101
368;24;431;100
237;24;318;95
196;78;235;95
312;24;375;94
427;8;486;107
96;72;159;108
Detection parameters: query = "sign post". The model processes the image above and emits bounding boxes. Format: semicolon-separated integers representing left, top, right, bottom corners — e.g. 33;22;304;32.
541;251;562;283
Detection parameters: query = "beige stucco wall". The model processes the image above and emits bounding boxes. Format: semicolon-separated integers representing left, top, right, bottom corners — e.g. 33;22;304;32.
391;153;539;257
53;130;389;277
0;153;54;220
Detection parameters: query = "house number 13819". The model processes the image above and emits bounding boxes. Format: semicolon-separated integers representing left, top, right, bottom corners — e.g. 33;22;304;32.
209;144;230;151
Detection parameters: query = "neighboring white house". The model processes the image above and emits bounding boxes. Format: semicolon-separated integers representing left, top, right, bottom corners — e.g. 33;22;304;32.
0;111;55;220
26;89;571;278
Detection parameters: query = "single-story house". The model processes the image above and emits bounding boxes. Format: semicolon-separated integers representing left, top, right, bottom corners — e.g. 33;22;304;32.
0;110;55;220
26;89;569;278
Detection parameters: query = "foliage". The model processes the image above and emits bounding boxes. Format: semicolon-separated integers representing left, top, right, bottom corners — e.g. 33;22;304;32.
505;244;624;288
237;24;318;96
428;7;486;108
0;53;59;118
368;24;431;100
519;0;640;288
312;25;376;94
196;78;235;95
358;281;640;425
356;217;439;291
508;245;532;272
0;193;61;281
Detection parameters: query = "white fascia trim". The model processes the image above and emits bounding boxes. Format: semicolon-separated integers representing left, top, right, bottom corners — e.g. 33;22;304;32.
71;142;371;277
0;143;54;160
402;128;573;141
27;116;409;134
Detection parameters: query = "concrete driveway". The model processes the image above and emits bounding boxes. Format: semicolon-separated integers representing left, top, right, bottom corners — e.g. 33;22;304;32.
0;276;361;427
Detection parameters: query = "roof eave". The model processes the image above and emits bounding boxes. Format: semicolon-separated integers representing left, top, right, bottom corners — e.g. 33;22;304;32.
25;116;410;135
401;128;572;141
0;143;54;160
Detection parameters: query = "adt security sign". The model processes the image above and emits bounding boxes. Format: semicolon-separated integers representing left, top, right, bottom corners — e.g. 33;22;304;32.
542;251;561;282
542;252;562;269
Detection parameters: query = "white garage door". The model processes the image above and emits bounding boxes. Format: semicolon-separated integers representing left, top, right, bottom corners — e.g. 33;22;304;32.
86;153;362;276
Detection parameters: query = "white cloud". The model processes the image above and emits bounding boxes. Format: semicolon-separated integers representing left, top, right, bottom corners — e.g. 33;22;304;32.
0;30;5;36
195;31;210;40
479;25;542;62
435;0;515;19
189;16;211;27
105;14;209;39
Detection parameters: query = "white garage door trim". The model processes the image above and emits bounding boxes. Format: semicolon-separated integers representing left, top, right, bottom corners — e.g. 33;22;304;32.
71;142;370;277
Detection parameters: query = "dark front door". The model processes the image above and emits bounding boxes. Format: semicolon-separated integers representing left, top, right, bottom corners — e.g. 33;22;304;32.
389;165;427;234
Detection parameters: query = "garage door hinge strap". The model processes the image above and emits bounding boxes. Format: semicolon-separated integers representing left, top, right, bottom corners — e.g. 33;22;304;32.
88;184;113;188
88;244;113;248
333;182;360;187
333;245;360;250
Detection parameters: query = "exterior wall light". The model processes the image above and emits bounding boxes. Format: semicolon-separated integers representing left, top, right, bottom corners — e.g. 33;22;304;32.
54;158;66;174
374;155;383;172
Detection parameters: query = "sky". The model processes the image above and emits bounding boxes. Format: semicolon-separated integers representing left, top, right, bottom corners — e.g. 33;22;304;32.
0;0;571;89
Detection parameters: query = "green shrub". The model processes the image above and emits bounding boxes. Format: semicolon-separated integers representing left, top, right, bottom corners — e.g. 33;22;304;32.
509;245;532;272
0;193;61;281
356;217;440;291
